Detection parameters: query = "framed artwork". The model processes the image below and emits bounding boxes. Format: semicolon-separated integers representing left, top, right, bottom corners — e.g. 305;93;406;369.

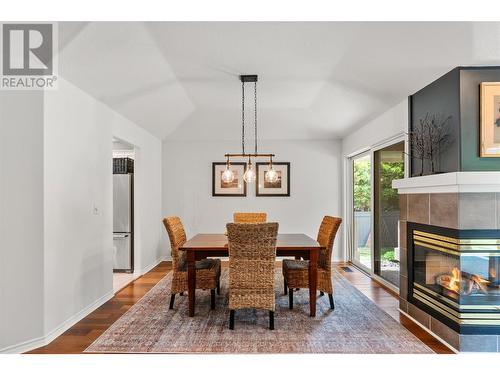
212;162;247;197
256;162;290;197
480;82;500;157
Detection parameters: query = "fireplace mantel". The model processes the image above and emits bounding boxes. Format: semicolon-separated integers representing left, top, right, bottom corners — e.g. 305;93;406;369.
392;172;500;194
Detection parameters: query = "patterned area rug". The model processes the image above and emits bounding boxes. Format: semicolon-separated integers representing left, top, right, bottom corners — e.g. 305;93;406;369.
85;270;433;353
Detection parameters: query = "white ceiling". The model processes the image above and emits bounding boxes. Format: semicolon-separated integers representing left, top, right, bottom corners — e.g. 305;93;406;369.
58;22;500;141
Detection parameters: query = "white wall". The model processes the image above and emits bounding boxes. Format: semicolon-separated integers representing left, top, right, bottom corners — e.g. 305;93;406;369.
0;92;45;352
42;78;163;338
0;78;163;353
43;79;115;335
342;99;408;156
162;139;343;260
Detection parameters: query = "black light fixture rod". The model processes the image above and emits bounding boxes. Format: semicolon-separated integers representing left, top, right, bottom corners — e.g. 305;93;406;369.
224;153;275;158
240;75;258;83
254;81;257;154
241;80;245;155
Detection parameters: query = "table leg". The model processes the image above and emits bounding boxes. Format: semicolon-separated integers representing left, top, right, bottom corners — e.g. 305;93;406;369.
308;249;318;317
187;251;196;317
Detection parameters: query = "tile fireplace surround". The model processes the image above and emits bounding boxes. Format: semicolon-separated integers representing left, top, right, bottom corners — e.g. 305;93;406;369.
393;172;500;352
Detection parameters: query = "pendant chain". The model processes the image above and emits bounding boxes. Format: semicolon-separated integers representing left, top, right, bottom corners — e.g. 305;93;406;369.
241;81;245;155
254;82;258;154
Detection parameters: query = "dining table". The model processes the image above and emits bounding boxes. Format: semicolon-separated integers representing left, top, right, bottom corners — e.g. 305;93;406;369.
179;233;324;317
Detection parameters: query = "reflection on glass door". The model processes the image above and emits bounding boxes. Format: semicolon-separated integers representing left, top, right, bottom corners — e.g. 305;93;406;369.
352;153;372;271
373;141;405;287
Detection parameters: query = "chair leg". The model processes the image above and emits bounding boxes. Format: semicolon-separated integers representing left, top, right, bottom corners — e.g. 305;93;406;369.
269;311;274;330
288;288;294;309
328;293;335;310
169;294;175;309
229;310;235;330
211;289;216;310
216;280;221;295
320;291;324;296
284;279;288;295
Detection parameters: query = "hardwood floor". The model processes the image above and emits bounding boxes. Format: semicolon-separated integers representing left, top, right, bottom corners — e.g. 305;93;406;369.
27;261;453;354
28;262;172;354
336;263;453;354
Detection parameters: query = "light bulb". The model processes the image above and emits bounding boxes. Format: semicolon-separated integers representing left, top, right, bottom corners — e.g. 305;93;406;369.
265;167;279;183
221;166;234;183
243;162;256;183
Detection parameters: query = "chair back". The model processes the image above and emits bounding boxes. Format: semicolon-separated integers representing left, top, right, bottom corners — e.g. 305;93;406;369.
163;216;187;271
316;216;342;271
233;212;267;223
226;222;279;311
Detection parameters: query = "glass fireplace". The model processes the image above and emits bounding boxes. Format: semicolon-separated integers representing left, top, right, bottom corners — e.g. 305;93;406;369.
408;223;500;334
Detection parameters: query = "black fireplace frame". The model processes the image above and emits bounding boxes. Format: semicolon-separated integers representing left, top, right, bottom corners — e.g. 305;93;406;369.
407;222;500;335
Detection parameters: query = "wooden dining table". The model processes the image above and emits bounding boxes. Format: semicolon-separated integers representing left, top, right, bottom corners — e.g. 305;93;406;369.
179;233;324;318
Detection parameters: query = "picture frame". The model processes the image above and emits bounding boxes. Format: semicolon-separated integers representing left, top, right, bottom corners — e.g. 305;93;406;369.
256;162;290;197
212;162;247;197
480;82;500;157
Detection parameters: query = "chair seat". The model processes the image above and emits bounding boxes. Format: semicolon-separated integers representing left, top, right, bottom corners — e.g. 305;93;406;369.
282;259;310;289
282;258;332;293
172;258;221;294
177;258;221;272
282;258;309;271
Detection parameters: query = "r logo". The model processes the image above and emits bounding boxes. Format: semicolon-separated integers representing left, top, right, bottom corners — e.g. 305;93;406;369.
2;23;53;75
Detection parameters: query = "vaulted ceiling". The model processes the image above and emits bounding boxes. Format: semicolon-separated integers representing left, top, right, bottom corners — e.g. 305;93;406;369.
58;22;500;140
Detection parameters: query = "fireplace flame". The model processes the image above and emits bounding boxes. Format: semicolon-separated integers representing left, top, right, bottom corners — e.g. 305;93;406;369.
447;267;461;293
436;267;490;295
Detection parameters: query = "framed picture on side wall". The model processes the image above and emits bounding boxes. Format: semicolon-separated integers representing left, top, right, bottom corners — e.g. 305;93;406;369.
256;162;290;197
212;162;247;197
480;82;500;157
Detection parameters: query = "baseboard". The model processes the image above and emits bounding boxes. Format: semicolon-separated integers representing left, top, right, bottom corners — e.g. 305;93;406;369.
0;291;114;354
43;291;115;346
398;308;459;354
138;256;170;276
0;334;47;354
115;257;172;293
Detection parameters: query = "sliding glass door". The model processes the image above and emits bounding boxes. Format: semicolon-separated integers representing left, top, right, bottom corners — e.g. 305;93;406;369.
373;141;405;287
352;153;372;272
349;138;406;289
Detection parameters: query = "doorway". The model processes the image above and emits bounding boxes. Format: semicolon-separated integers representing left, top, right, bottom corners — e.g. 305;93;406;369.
373;141;405;287
112;137;136;293
351;152;372;273
348;137;406;290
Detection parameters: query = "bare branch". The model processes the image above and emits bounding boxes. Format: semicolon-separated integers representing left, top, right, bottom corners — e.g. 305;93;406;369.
409;112;452;175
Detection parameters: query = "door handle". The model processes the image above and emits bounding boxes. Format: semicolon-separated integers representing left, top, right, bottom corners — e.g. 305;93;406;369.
113;234;129;238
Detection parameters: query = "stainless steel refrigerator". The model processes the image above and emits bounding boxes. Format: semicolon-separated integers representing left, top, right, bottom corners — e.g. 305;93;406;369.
113;173;133;272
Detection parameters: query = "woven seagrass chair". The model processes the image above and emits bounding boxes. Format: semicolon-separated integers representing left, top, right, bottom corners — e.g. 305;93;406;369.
233;212;267;223
163;216;221;310
282;216;342;311
226;222;279;330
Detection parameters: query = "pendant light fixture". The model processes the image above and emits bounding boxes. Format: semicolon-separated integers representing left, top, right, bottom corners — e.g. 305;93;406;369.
221;156;235;183
243;157;256;183
223;74;276;184
265;156;279;183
